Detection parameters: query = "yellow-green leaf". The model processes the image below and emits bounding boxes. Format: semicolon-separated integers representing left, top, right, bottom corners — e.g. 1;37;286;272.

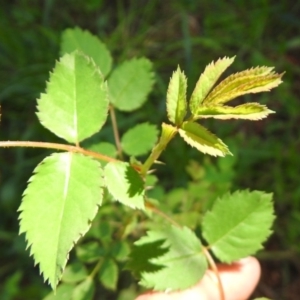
190;56;235;114
204;67;283;105
178;121;231;157
194;103;275;120
166;66;187;125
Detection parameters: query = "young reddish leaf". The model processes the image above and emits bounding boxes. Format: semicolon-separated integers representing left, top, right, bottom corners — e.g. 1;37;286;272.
202;190;275;263
190;56;235;114
37;51;109;144
194;103;275;120
104;162;145;209
204;66;283;105
61;27;112;77
166;66;187;125
131;225;207;291
121;122;159;157
18;153;103;289
108;58;154;111
178;121;231;157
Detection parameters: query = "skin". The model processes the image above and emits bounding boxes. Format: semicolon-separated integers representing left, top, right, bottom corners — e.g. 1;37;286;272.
135;257;260;300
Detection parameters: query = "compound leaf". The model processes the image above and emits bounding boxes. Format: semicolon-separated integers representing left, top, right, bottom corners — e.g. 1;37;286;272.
178;121;231;157
190;56;235;114
166;66;187;125
61;27;112;77
104;162;145;209
121;122;159;156
18;152;104;289
37;51;109;144
133;225;207;291
202;190;275;263
108;58;154;111
194;103;275;120
204;67;283;105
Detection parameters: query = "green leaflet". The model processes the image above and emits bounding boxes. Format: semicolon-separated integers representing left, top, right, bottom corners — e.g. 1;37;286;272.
104;161;145;209
194;103;275;120
204;66;283;105
37;51;109;144
132;225;207;291
72;277;95;300
121;122;159;157
178;121;231;157
202;190;275;263
43;283;74;300
18;153;104;289
76;241;106;263
166;66;187;125
62;262;88;284
108;58;154;111
61;27;112;77
190;56;235;114
98;259;118;290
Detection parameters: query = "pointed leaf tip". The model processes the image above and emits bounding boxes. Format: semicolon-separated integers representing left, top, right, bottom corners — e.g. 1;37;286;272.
204;67;284;105
190;56;235;114
37;51;109;144
203;190;275;263
166;66;187;125
18;153;104;289
194;103;275;120
61;27;112;76
178;121;231;157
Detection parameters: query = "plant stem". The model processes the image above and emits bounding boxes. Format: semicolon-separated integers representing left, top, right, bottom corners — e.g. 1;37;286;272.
203;247;225;300
145;199;181;228
90;258;103;279
141;123;178;176
109;105;123;160
0;141;118;163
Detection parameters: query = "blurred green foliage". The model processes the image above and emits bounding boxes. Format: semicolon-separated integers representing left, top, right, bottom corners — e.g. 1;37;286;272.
0;0;299;299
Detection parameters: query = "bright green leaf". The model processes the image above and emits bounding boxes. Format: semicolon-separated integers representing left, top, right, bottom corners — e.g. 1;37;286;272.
166;66;187;125
99;259;118;290
62;262;88;284
104;162;145;209
190;56;235;114
108;58;154;111
202;190;275;263
178;121;231;157
135;225;207;291
194;103;275;120
18;153;104;289
72;277;95;300
37;51;109;144
121;123;159;156
61;27;112;77
204;67;283;105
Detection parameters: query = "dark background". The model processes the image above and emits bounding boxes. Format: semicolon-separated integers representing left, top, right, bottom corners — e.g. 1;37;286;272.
0;0;300;299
